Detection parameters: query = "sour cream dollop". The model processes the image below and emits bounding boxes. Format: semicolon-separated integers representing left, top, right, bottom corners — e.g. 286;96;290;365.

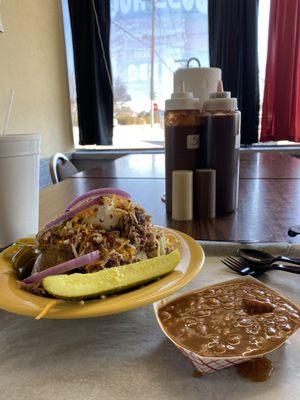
83;196;124;230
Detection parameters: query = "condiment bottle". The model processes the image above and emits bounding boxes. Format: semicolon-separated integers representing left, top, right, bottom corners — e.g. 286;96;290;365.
202;81;240;214
165;82;202;214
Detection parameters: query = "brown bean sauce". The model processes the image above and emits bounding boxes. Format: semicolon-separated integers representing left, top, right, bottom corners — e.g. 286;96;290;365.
158;279;300;358
192;370;203;379
236;357;274;382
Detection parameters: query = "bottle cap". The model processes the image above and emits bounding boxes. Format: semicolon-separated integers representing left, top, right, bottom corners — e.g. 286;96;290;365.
203;98;237;111
165;81;201;111
203;81;237;111
209;80;231;99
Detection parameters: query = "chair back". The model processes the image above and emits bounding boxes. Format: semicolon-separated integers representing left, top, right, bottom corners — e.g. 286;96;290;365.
49;153;78;184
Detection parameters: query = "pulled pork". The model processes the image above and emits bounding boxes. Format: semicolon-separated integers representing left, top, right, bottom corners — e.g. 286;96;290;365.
36;196;174;273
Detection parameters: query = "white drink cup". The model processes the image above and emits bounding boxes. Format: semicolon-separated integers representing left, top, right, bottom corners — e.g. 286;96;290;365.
0;134;41;247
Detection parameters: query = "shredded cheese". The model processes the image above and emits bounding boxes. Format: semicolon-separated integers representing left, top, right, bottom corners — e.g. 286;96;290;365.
71;242;78;258
35;300;60;320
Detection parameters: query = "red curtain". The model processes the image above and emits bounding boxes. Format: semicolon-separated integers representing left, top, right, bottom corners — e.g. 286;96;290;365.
261;0;300;142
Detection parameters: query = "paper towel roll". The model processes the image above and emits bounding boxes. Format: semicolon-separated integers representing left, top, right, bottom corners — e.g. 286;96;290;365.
174;67;221;110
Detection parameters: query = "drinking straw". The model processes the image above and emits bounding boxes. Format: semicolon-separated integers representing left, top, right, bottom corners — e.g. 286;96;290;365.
1;89;15;136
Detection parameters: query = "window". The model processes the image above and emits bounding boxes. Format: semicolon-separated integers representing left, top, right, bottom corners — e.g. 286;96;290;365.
256;0;298;146
109;0;209;150
64;1;294;149
63;0;209;150
257;0;270;137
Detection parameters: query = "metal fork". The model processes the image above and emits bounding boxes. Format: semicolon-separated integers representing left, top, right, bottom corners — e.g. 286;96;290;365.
221;256;267;278
222;255;300;277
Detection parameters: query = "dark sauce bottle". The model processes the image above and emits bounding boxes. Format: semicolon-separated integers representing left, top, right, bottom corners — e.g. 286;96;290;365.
201;83;240;214
165;82;202;214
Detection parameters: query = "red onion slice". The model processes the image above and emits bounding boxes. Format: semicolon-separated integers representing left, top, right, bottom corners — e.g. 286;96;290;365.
65;188;131;211
45;195;103;229
22;250;100;285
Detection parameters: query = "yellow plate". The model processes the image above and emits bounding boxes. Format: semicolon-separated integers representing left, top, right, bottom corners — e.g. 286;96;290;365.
0;228;204;319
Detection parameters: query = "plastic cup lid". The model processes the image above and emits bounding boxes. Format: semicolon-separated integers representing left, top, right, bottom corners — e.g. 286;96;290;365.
0;134;41;158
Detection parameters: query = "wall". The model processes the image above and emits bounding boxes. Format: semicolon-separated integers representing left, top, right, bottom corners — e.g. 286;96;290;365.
0;0;74;157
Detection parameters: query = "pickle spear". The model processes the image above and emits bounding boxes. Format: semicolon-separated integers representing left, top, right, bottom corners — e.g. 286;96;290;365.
42;249;180;299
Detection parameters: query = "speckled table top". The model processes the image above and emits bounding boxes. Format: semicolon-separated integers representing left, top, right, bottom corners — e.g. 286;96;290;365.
1;244;300;400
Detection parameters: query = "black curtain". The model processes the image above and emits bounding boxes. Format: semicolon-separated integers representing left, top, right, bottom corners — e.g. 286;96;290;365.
68;0;113;145
208;0;259;145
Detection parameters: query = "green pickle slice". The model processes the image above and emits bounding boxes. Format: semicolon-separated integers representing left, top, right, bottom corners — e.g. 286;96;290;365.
43;249;181;299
